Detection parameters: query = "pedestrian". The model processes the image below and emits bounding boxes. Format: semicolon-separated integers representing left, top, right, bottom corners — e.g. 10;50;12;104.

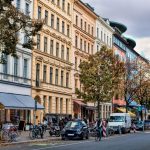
94;118;102;141
132;122;136;133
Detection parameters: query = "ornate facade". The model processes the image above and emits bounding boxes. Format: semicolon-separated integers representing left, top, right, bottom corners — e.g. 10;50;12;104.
32;0;74;123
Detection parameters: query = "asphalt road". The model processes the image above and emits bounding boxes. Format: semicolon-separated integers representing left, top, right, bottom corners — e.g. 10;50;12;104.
2;132;150;150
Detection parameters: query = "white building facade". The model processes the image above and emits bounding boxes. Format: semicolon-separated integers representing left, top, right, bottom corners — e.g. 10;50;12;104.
0;0;33;124
95;17;114;119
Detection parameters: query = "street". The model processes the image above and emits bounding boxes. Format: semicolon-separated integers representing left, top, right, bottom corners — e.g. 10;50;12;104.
2;132;150;150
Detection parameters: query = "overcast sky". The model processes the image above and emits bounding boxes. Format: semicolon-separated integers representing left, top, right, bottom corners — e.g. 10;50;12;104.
82;0;150;60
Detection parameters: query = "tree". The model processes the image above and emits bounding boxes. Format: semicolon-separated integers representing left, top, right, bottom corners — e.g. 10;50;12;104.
0;0;43;62
122;56;150;120
76;46;125;118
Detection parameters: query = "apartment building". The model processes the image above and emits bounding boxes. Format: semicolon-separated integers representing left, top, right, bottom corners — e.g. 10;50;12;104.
32;0;74;123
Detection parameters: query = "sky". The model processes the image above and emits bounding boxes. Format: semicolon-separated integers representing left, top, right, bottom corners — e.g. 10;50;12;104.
82;0;150;60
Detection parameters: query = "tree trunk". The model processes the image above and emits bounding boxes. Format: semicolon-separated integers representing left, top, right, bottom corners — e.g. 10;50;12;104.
97;101;100;118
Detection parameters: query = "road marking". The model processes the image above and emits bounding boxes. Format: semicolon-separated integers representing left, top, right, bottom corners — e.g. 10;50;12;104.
32;141;92;150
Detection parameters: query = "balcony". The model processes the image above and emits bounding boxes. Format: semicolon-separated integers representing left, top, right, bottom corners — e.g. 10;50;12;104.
0;72;31;85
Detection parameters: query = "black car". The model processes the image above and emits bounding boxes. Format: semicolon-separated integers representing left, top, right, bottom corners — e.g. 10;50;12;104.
144;120;150;130
133;121;144;131
61;120;89;140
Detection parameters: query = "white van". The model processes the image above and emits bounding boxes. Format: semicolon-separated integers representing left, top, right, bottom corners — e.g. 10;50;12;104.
108;113;131;134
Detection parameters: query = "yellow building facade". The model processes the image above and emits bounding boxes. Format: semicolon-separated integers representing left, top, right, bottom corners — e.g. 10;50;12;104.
72;0;98;122
32;0;74;123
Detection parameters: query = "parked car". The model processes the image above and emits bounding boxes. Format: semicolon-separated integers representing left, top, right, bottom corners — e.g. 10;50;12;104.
132;121;144;131
144;120;150;130
61;120;89;140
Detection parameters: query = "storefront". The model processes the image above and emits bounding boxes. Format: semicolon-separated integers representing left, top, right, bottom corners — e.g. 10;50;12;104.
0;92;44;126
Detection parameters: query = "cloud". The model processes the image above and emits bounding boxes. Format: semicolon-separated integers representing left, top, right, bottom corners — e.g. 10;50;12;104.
135;37;150;60
82;0;150;38
82;0;150;60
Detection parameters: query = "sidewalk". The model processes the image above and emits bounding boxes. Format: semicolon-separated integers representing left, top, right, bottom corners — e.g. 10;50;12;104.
0;130;61;146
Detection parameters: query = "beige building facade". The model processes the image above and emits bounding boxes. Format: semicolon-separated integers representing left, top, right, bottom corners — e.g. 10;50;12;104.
32;0;74;123
72;1;98;122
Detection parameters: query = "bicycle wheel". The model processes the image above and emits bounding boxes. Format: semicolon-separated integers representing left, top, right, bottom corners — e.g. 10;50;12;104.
95;131;99;141
29;130;36;140
2;131;10;142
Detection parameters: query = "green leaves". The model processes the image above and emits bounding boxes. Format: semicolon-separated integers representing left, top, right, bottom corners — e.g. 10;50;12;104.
0;1;43;61
76;46;125;107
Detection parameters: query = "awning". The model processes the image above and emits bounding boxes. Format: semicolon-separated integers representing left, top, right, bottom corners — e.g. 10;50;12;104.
0;92;44;110
85;106;96;110
73;100;86;106
117;107;136;117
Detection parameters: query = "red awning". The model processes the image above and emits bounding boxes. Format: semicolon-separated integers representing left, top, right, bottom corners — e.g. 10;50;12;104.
73;100;86;106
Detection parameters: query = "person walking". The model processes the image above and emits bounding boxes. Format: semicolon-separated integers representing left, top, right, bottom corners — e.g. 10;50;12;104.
132;122;136;133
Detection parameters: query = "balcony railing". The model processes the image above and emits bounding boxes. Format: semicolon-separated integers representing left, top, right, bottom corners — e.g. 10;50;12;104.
0;72;31;85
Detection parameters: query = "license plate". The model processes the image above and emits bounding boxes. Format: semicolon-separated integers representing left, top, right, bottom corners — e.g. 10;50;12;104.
68;134;74;136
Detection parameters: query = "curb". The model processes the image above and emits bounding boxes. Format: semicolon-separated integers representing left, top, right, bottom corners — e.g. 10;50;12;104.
0;137;61;146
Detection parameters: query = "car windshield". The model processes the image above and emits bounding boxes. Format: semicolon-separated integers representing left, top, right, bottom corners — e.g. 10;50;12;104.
109;116;125;122
65;121;80;128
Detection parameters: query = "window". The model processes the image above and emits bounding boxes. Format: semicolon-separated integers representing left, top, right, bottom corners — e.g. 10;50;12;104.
88;24;90;34
61;70;64;86
56;42;59;57
97;28;99;38
48;96;52;113
25;3;30;15
101;31;103;40
60;98;63;113
75;36;78;48
81;19;83;29
50;40;54;55
61;45;64;59
66;99;69;114
104;33;106;42
67;3;70;15
62;0;65;11
14;57;18;77
97;45;99;52
88;43;90;54
80;38;82;50
91;27;94;36
84;41;86;52
45;10;48;25
62;21;65;34
36;63;40;86
75;79;78;89
38;6;41;19
50;67;53;84
75;57;77;70
56;97;58;113
84;22;87;31
91;45;93;54
44;37;48;52
51;0;55;3
76;15;78;26
66;48;69;61
57;0;60;6
37;34;40;50
67;25;70;37
23;59;28;78
110;38;112;47
66;72;69;87
16;0;20;10
43;65;47;82
51;14;54;28
3;55;8;77
55;69;58;85
57;17;60;31
24;34;28;44
107;36;109;45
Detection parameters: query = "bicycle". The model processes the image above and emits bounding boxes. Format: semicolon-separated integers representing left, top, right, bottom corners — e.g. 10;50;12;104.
94;128;102;141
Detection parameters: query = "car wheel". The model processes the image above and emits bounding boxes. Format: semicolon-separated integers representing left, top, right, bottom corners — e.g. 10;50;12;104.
80;133;84;140
86;133;89;139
